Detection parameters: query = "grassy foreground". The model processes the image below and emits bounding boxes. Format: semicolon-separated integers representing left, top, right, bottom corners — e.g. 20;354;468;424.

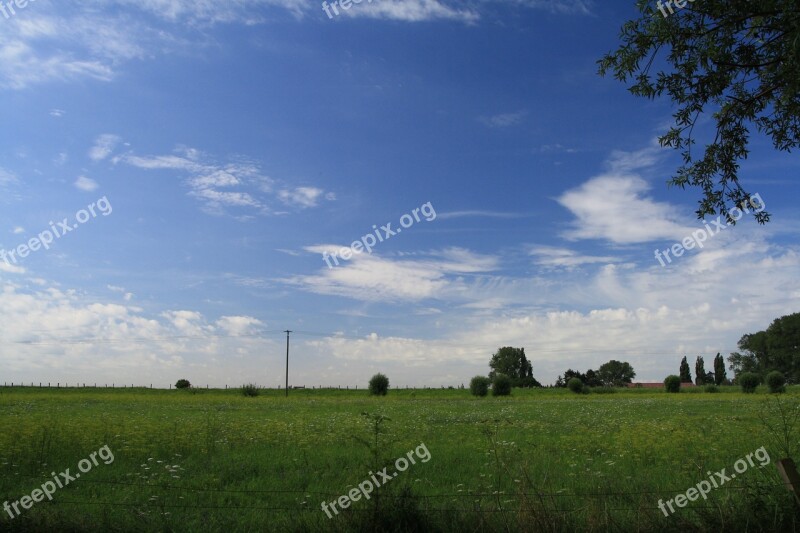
0;385;799;532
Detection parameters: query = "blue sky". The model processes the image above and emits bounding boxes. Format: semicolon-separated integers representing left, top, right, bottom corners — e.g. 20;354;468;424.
0;0;798;388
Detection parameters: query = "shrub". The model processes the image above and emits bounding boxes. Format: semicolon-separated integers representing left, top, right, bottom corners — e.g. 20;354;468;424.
567;377;584;394
241;383;260;397
766;371;786;393
469;376;491;397
369;373;389;396
591;386;617;394
175;379;191;389
704;384;719;393
492;374;512;396
739;372;760;393
664;375;681;393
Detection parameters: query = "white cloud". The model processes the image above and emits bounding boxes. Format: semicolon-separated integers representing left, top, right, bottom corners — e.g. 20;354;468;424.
338;0;479;23
557;147;695;244
479;111;526;128
0;168;18;185
215;316;263;335
530;245;617;268
538;143;578;154
49;109;65;117
74;176;99;191
0;262;25;274
12;227;25;234
287;246;499;302
278;187;326;208
89;134;121;161
438;210;530;220
121;148;332;216
0;280;279;385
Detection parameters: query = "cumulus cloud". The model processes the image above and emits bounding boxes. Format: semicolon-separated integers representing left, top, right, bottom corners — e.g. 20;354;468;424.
557;147;695;244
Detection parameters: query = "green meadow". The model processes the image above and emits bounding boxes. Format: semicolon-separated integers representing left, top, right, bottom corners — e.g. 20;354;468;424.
1;386;798;532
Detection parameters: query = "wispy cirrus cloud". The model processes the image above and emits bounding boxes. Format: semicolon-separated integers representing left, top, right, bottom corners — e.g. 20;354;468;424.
337;0;479;23
479;111;526;128
529;245;617;268
117;144;331;216
437;210;532;220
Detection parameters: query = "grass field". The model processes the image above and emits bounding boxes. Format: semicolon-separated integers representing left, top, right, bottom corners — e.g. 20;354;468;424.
1;385;799;532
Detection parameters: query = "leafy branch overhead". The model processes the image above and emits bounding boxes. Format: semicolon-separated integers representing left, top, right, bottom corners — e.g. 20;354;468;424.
599;0;800;223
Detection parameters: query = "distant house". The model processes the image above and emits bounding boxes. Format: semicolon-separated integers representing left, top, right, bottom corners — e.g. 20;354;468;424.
627;382;696;388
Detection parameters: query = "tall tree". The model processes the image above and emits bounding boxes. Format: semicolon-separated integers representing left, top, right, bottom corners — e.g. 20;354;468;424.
488;347;541;388
695;356;707;385
728;351;759;377
599;1;800;222
597;360;636;387
765;312;800;380
714;353;727;385
679;356;692;383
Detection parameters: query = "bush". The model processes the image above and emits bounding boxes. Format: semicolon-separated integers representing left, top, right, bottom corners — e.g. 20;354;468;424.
469;376;491;397
567;377;584;394
664;375;681;393
766;371;786;393
591;386;616;394
739;372;760;393
369;373;389;396
704;384;719;393
241;383;260;397
492;374;512;396
175;379;191;389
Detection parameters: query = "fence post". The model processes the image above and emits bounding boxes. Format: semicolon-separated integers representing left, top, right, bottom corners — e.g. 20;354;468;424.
777;458;800;507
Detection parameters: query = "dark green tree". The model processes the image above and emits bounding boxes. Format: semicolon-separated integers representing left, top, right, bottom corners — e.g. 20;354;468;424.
739;372;761;393
599;1;800;222
730;312;800;380
491;374;512;397
695;356;707;385
567;377;584;394
766;371;786;393
597;360;636;387
679;356;692;383
728;351;759;377
714;353;727;385
555;369;586;388
368;373;389;396
488;347;541;388
584;369;602;387
765;312;800;380
469;376;491;397
664;375;681;393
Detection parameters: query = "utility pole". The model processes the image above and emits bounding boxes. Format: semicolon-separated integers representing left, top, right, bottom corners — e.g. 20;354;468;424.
284;330;292;397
